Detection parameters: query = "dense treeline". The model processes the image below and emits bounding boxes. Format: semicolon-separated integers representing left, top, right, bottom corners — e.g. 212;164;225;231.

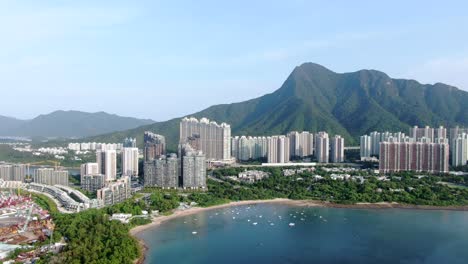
207;167;468;206
39;210;140;264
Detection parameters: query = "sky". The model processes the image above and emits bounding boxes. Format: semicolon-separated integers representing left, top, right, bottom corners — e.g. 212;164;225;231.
1;0;468;121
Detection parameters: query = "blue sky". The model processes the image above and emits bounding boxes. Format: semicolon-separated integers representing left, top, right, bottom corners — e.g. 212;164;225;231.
1;0;467;121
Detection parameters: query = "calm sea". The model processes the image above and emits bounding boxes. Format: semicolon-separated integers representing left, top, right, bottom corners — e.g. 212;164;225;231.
137;204;468;264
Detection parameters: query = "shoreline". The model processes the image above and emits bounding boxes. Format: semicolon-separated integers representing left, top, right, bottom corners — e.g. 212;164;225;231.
130;199;468;263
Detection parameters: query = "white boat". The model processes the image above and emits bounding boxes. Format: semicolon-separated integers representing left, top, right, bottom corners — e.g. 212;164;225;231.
192;231;198;235
253;222;258;225
289;223;295;227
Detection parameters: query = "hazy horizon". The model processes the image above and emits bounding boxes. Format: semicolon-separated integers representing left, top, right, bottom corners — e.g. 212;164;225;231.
1;0;468;120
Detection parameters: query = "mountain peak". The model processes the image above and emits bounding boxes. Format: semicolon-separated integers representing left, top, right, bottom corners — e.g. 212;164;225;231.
294;62;335;75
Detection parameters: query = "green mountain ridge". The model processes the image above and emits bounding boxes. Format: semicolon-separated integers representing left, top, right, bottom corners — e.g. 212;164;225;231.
0;110;155;138
81;63;468;150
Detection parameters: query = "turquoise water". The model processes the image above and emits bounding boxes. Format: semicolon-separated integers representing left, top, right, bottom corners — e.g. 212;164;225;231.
138;204;468;264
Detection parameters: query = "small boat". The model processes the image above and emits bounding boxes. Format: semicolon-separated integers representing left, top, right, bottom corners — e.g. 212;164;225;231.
192;231;198;235
289;223;295;227
253;222;258;226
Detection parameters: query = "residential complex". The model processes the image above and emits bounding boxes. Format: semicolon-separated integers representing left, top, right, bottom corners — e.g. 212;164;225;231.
144;154;179;188
180;117;231;161
230;131;343;164
68;142;123;152
410;126;447;143
97;176;131;206
361;126;468;172
231;136;268;161
0;164;26;182
360;131;407;160
33;168;69;186
379;138;450;174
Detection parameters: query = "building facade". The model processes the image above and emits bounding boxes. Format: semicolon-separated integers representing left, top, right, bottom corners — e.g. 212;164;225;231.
0;164;26;182
96;150;117;181
315;132;330;163
180;117;231;161
267;136;290;163
81;174;105;192
33;168;69;186
330;135;344;163
231;136;268;161
144;132;166;161
379;138;449;174
122;147;139;176
287;131;314;158
143;154;179;188
452;133;468;167
179;144;206;189
80;163;99;182
360;135;372;159
97;176;131;206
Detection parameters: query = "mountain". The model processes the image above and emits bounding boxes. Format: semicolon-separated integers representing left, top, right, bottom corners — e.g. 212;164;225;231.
0;111;155;138
0;115;27;136
82;63;468;149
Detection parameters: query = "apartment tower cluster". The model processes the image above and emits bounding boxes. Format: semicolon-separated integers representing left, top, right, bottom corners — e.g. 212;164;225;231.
231;131;345;164
360;126;467;174
144;120;208;189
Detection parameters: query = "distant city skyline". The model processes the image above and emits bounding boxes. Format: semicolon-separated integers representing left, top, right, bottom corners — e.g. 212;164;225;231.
1;0;468;120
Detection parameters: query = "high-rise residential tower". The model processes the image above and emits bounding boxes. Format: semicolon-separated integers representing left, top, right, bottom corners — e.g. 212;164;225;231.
267;136;290;163
379;138;449;174
144;132;166;161
315;132;330;163
122;147;139;176
179;144;206;189
180;117;231;161
452;133;468;167
0;164;26;182
287;131;314;158
360;135;372;159
80;162;99;183
330;135;345;163
96;149;117;181
143;154;179;188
